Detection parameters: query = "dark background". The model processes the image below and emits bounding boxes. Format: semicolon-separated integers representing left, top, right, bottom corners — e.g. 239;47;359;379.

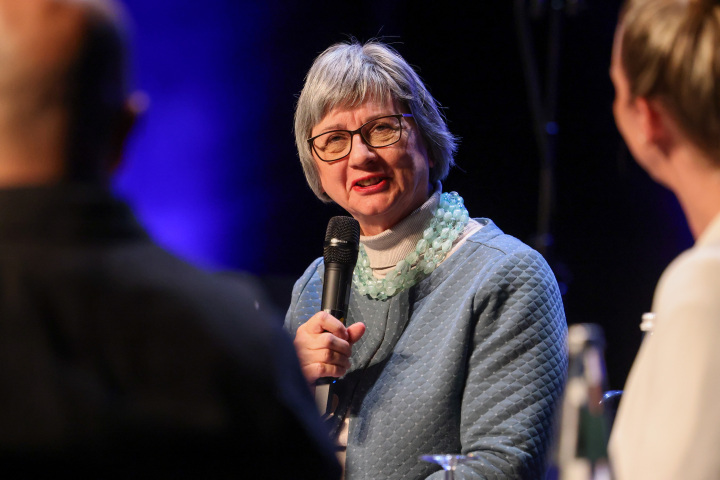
113;0;694;391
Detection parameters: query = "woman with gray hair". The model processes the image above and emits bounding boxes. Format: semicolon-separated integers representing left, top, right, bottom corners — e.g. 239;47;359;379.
285;39;567;479
609;0;720;478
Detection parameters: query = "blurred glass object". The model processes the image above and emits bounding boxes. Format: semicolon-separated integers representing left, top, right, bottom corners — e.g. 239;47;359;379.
551;323;613;480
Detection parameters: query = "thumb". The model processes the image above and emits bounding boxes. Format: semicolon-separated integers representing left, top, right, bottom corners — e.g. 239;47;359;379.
347;322;366;345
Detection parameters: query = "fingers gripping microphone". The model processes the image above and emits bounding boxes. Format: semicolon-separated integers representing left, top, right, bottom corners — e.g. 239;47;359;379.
316;216;360;418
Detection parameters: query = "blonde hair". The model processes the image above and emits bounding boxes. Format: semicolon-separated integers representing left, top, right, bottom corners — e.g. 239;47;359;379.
619;0;720;157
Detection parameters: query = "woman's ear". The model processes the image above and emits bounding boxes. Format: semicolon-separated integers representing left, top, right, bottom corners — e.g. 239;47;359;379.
636;97;673;156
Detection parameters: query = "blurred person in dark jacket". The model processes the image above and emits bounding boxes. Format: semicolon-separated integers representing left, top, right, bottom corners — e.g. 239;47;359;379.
0;0;339;478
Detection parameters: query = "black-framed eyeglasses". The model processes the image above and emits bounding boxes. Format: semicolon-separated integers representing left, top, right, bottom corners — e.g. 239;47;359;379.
307;113;414;162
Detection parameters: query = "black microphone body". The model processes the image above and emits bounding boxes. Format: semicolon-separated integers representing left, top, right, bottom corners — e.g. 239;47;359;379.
316;216;360;418
321;259;355;321
321;216;360;320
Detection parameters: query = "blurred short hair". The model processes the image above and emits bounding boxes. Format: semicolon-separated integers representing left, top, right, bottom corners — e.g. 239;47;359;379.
619;0;720;157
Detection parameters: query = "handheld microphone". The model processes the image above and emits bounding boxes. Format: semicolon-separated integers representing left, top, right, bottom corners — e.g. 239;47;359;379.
321;216;360;320
316;216;360;417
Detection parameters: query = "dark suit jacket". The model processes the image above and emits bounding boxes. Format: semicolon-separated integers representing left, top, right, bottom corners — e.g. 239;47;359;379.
0;184;340;479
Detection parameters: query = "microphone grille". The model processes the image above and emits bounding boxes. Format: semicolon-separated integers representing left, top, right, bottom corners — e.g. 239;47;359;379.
323;216;360;265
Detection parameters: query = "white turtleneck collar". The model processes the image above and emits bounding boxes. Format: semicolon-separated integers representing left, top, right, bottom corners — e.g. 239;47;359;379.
359;184;483;279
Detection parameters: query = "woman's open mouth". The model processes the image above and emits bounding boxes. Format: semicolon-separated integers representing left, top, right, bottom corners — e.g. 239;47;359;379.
352;176;388;192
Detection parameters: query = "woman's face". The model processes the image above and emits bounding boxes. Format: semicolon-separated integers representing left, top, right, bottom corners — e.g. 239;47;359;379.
310;97;433;235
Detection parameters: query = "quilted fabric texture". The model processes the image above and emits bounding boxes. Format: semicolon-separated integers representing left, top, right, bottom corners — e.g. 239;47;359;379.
285;219;567;479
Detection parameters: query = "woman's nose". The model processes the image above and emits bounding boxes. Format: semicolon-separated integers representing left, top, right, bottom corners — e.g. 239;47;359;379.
347;133;376;166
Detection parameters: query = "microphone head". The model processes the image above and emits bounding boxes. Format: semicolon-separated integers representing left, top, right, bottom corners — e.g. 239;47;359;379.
323;216;360;265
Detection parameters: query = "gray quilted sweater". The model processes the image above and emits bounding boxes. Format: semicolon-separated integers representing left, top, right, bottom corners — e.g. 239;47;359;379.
285;219;567;479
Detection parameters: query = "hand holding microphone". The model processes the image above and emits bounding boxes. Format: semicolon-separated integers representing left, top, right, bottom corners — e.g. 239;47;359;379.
294;216;363;381
292;216;365;416
293;311;365;384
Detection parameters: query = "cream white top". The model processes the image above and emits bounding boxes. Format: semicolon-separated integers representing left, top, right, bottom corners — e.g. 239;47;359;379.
609;212;720;480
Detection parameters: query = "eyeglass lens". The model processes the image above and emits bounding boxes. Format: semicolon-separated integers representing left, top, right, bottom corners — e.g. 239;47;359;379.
313;116;402;161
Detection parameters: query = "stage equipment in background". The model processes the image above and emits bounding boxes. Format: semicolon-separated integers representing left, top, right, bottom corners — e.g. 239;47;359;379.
514;0;588;296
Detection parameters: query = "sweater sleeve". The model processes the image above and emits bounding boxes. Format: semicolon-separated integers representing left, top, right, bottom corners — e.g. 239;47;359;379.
284;257;324;335
432;247;567;479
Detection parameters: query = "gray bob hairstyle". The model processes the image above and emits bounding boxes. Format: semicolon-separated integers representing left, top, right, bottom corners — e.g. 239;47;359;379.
294;40;459;202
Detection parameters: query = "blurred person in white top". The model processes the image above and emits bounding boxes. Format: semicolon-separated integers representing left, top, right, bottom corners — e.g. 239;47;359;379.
609;0;720;479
